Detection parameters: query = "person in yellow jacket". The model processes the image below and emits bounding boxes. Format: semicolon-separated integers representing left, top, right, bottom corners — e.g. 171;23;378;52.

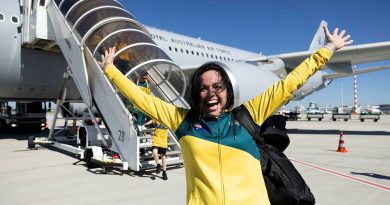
98;26;352;205
144;119;169;180
134;72;151;129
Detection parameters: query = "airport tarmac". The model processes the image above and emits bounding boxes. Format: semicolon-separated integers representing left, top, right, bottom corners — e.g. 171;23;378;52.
0;113;389;205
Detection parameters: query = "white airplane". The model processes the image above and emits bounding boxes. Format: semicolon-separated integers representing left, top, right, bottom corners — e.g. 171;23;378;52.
355;105;381;114
1;0;390;105
0;0;389;171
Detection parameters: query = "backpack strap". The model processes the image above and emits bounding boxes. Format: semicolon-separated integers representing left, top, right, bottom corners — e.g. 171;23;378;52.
233;105;290;152
232;105;263;143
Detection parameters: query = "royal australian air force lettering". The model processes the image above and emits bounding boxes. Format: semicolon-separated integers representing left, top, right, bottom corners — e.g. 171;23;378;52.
145;27;260;67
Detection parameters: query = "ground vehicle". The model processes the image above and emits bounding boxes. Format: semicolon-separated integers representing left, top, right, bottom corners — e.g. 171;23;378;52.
0;101;47;131
332;113;351;121
359;113;380;122
307;113;324;121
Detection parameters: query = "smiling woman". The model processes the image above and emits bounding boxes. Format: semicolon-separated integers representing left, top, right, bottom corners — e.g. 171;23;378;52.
98;25;352;205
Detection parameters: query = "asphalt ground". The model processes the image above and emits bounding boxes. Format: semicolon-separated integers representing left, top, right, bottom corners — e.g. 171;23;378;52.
0;113;389;204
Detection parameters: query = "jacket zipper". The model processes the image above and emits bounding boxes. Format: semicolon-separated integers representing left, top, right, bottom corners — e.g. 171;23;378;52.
217;118;225;205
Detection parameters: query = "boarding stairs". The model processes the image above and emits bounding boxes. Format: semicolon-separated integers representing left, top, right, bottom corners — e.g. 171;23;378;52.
23;0;189;172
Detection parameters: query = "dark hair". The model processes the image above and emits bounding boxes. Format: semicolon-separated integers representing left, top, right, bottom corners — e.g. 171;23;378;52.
187;62;234;121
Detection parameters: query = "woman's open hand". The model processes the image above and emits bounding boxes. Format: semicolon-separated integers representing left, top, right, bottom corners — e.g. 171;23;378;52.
97;47;116;70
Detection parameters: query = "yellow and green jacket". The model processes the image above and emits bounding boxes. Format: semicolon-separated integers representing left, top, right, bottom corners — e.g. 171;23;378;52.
104;48;332;205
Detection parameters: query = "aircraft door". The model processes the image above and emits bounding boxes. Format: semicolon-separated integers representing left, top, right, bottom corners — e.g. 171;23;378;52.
0;2;22;85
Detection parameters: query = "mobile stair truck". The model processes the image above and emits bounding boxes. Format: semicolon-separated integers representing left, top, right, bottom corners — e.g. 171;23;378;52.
359;113;380;122
24;0;189;173
307;113;324;121
332;113;351;121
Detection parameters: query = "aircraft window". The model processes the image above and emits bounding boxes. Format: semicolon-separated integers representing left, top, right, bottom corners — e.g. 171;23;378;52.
175;48;178;52
211;55;213;58
223;57;226;60
0;13;4;21
11;16;18;23
206;54;209;57
201;53;204;57
180;48;183;53
40;0;46;6
196;52;199;56
169;46;172;51
186;50;189;54
219;56;222;60
191;51;194;55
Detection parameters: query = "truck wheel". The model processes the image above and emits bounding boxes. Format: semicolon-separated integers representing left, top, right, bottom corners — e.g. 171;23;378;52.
344;119;348;122
308;118;311;121
27;136;36;149
84;148;94;168
374;119;378;122
333;118;336;121
360;119;364;122
319;118;322;121
78;127;87;147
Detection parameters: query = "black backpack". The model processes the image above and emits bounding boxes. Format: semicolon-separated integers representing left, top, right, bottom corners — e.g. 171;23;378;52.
232;105;315;205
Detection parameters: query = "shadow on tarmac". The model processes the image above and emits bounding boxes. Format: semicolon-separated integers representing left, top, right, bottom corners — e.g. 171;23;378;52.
350;172;390;180
0;129;50;140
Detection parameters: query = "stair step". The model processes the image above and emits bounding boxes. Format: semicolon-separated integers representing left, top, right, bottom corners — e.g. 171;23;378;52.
138;135;152;140
139;142;176;148
139;150;181;160
140;157;183;169
139;128;155;134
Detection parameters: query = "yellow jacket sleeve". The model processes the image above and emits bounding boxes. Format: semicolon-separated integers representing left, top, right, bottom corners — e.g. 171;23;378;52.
104;65;188;131
244;47;333;125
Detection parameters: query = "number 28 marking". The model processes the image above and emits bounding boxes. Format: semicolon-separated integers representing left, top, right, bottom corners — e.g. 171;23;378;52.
118;130;125;142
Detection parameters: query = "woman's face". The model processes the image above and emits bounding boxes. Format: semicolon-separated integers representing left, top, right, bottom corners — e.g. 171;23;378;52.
199;70;227;118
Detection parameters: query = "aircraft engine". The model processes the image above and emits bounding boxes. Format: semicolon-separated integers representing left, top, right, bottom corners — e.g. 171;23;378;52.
203;61;281;107
201;60;328;106
291;71;326;101
60;103;99;118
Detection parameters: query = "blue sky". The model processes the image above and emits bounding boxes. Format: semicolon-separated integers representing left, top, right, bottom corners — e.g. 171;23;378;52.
120;0;390;108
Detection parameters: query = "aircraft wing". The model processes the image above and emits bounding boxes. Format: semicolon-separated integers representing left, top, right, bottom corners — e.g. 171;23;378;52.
267;41;390;74
323;65;390;80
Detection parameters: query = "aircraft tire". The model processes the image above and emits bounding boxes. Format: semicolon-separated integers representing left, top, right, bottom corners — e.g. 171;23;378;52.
27;136;36;149
84;148;94;169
